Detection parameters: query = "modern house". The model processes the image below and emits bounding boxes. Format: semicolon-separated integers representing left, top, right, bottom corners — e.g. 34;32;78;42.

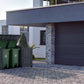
7;0;84;65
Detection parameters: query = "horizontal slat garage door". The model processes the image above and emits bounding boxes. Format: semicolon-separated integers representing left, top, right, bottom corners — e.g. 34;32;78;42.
55;22;84;65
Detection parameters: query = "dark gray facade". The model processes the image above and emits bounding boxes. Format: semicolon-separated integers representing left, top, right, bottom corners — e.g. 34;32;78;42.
7;3;84;26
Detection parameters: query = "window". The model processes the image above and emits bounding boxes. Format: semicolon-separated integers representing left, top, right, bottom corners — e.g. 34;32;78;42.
40;30;46;45
43;0;82;6
20;26;28;31
69;0;81;2
57;0;68;4
51;0;56;5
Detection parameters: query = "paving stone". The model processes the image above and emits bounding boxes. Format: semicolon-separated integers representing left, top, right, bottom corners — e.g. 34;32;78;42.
0;61;84;84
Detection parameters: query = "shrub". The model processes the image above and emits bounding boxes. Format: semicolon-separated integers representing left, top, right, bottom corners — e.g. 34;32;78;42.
18;33;29;47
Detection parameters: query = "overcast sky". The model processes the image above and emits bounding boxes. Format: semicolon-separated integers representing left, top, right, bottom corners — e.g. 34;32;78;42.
0;0;33;20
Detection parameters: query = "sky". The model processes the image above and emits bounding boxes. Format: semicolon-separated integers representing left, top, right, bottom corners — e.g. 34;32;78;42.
0;0;33;20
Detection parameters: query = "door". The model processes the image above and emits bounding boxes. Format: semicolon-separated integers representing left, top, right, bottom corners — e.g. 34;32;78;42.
55;22;84;65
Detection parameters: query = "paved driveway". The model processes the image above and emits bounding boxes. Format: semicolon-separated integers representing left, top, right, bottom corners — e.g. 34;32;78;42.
0;61;84;84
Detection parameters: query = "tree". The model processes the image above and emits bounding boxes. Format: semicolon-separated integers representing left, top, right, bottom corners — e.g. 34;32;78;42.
18;33;29;47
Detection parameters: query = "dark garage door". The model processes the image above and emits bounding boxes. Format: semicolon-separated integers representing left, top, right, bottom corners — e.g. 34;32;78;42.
55;22;84;65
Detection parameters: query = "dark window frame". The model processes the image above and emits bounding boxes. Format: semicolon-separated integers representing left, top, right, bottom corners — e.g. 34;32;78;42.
40;30;46;45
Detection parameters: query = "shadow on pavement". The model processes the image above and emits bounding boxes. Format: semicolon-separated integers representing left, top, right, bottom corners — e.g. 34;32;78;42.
0;66;76;80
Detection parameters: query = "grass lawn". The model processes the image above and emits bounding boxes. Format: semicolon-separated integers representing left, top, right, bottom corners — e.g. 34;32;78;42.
33;58;46;60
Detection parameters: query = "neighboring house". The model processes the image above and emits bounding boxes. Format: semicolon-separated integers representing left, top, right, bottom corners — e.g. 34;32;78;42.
7;0;84;66
0;20;20;35
0;20;29;43
0;20;6;34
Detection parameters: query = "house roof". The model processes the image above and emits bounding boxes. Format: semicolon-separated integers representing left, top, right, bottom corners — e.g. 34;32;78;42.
7;2;84;26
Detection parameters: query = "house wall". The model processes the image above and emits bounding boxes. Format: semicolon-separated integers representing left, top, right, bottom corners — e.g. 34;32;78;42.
46;24;55;64
0;20;20;35
6;2;84;64
0;20;6;34
7;3;84;25
2;25;8;35
33;0;43;7
8;26;20;35
29;27;46;58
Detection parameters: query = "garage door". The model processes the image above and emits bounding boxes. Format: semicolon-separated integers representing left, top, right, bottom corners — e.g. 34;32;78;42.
55;22;84;65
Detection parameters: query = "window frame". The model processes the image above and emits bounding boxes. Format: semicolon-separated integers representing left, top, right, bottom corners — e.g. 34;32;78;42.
40;30;46;45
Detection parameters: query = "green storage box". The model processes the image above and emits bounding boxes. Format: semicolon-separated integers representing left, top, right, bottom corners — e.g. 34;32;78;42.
8;41;17;48
2;49;10;69
11;48;20;68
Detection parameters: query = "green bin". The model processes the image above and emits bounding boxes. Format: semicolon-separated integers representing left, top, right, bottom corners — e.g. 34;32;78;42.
8;41;17;48
11;48;20;68
2;49;10;69
0;41;8;48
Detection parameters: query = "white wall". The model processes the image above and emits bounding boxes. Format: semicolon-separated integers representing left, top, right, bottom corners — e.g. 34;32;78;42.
0;20;6;34
0;20;20;35
29;27;46;58
8;26;20;35
33;0;43;7
29;27;34;46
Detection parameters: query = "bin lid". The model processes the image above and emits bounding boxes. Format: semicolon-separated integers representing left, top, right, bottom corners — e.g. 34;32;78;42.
8;41;17;48
0;41;8;48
